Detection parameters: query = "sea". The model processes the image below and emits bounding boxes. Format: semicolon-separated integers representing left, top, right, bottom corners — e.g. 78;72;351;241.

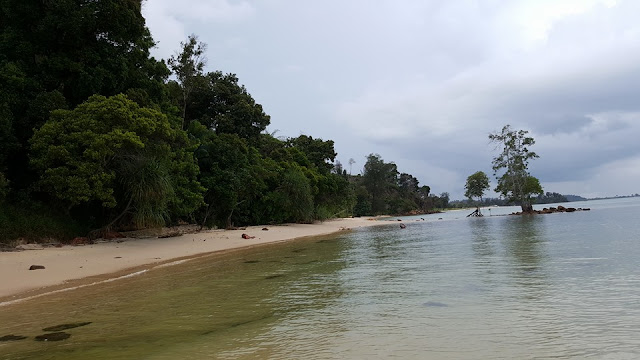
1;197;639;359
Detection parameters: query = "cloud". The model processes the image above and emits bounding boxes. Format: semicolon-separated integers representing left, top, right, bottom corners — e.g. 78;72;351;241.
144;0;640;198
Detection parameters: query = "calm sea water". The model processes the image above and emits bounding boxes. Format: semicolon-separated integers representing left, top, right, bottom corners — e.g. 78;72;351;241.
1;198;639;359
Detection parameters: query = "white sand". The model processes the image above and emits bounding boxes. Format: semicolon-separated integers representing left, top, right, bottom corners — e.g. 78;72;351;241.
0;218;385;303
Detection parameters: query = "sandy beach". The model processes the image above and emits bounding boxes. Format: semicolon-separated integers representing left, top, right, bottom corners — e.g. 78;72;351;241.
0;217;385;305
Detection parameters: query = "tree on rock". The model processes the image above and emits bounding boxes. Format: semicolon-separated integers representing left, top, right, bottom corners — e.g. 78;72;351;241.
464;171;490;216
489;125;543;212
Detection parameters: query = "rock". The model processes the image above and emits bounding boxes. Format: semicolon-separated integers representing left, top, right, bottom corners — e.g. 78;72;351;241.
42;322;91;332
399;223;406;229
583;208;591;211
241;233;255;239
565;207;577;212
0;335;28;341
557;205;566;211
29;265;45;270
34;332;71;341
262;227;269;231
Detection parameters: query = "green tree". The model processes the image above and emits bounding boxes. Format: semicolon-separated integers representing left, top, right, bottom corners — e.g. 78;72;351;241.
30;94;203;230
362;154;399;214
489;125;543;212
187;71;270;139
1;0;169;193
464;171;490;203
168;34;207;129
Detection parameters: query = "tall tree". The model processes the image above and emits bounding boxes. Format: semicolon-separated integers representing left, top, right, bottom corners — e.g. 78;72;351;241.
489;125;543;212
168;34;207;129
362;154;399;214
1;0;169;190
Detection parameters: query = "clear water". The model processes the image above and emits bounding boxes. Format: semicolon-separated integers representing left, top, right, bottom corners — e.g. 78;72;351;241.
1;198;639;359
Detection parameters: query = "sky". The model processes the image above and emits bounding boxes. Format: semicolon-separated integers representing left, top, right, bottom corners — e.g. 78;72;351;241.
142;0;640;200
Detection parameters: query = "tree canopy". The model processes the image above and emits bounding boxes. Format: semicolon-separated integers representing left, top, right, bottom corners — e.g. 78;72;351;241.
489;125;543;212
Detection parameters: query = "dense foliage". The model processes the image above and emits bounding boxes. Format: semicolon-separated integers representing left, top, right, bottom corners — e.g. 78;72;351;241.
0;1;439;242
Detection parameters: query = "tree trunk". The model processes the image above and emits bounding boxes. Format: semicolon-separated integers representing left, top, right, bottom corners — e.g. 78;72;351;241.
521;203;534;213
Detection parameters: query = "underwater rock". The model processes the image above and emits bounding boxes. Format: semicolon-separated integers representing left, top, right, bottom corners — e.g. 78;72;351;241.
0;335;28;341
43;322;91;332
423;301;449;307
34;332;71;341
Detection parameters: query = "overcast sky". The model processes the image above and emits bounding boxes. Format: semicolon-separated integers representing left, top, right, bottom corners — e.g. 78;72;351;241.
143;0;640;199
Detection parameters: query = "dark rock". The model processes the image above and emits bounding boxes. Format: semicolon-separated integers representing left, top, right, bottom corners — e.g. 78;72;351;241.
29;265;45;270
583;208;591;211
43;322;91;332
0;335;28;341
244;260;260;264
557;205;566;211
565;207;577;212
262;227;269;231
34;332;71;341
241;233;255;239
399;223;406;229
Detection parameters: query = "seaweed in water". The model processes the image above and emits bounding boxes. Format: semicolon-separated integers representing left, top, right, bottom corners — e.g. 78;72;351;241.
0;335;28;341
42;322;92;332
34;332;71;341
264;274;284;280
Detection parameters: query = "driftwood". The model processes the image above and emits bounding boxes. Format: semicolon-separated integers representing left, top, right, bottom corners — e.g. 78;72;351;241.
467;207;483;217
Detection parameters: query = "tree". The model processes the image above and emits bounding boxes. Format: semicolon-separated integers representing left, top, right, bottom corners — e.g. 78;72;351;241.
30;94;203;230
465;171;490;203
1;0;170;193
168;34;207;129
348;158;356;175
489;125;543;212
186;71;270;139
362;154;399;214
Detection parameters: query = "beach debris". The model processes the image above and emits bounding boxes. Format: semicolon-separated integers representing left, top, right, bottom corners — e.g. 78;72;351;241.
158;231;182;238
399;223;406;229
262;227;269;231
16;244;44;250
397;219;402;221
34;332;71;342
71;237;89;245
42;322;91;332
29;265;45;270
241;233;255;239
0;335;28;342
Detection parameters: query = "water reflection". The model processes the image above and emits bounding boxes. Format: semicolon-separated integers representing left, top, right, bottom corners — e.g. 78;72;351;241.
501;215;549;299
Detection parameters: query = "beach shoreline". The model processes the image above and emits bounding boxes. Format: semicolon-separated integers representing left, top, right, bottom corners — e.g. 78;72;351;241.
0;217;386;305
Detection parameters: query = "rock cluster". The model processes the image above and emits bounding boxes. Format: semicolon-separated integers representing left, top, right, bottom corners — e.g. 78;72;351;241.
511;205;591;215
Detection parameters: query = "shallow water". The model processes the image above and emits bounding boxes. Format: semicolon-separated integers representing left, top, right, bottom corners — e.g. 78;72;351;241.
1;198;640;359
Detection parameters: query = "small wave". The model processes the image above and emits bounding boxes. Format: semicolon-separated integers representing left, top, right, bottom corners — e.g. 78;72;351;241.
0;269;148;307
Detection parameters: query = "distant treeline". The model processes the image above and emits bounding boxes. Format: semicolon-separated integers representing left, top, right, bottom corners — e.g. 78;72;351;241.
0;1;442;241
450;192;573;208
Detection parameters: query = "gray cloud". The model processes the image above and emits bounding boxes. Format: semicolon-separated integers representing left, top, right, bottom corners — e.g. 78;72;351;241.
144;0;640;199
